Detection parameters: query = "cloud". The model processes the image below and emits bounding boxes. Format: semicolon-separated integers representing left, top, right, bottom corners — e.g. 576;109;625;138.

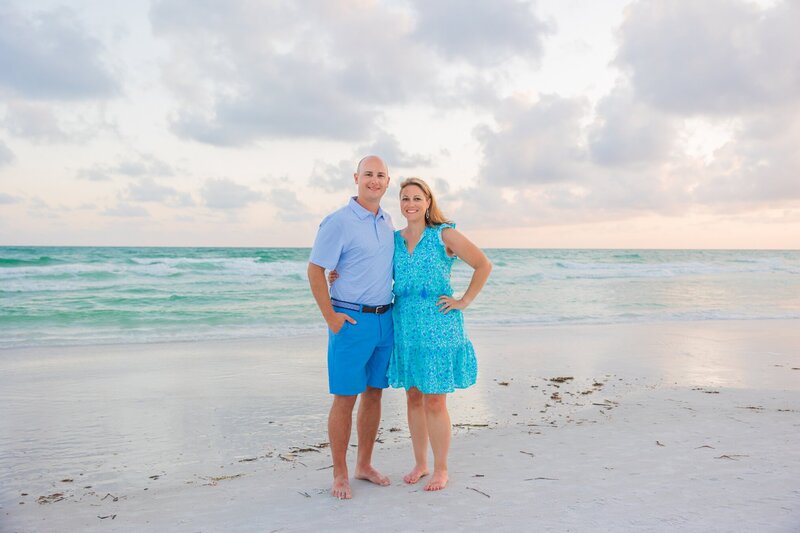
150;0;547;146
309;159;355;194
357;130;433;169
309;131;431;192
476;94;589;186
103;202;149;217
429;177;451;196
462;95;800;232
0;192;21;204
2;97;119;145
2;100;67;142
76;167;113;182
114;154;174;178
150;0;427;145
453;93;696;229
0;140;14;167
453;0;800;231
266;187;311;222
610;0;800;208
692;106;800;204
168;61;369;145
0;5;118;100
76;153;175;181
444;185;546;228
411;0;552;67
126;178;194;206
26;197;62;219
588;85;677;167
616;0;800;115
201;178;262;209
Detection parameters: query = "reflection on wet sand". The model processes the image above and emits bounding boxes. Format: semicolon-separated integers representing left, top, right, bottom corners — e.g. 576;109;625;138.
2;320;799;531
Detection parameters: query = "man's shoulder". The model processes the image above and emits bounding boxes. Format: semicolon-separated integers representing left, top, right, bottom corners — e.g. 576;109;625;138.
319;203;354;227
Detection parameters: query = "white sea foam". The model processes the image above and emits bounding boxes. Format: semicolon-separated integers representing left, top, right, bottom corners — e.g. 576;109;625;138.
549;258;800;279
2;247;799;348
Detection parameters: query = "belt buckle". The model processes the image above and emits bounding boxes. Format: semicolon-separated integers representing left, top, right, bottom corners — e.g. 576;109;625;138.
374;305;385;314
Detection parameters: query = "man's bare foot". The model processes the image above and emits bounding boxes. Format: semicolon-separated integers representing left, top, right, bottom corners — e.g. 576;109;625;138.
331;475;352;499
403;465;429;484
354;465;390;486
424;470;448;491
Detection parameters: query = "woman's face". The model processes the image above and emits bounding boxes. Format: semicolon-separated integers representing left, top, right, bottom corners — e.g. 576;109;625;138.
399;184;430;223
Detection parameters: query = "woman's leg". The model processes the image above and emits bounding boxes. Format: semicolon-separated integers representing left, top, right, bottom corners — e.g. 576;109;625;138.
423;393;450;491
404;387;430;484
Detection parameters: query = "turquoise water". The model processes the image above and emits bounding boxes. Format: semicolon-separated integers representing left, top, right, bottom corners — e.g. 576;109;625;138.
1;247;799;348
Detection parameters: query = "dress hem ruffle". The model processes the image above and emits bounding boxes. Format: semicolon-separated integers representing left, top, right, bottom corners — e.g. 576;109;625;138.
387;380;476;395
387;342;477;395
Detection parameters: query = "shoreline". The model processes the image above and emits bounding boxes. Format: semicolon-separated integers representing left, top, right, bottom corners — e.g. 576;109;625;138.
4;314;800;352
2;320;799;531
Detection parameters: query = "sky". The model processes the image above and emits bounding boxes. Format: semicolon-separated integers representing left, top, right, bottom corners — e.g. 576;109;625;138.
1;0;799;249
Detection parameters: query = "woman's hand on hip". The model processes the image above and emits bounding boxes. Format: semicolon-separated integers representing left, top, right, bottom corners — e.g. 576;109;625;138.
327;269;339;285
437;295;467;314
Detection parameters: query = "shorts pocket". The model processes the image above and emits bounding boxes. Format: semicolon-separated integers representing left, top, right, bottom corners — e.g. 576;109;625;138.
333;321;350;336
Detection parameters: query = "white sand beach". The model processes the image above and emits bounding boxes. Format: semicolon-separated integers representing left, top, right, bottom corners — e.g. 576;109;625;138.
2;320;799;532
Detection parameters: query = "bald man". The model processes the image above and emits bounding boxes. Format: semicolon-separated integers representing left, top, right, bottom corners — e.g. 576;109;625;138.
307;155;394;499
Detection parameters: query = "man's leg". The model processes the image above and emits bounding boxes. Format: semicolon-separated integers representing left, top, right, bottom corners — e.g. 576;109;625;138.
354;386;390;485
329;394;358;499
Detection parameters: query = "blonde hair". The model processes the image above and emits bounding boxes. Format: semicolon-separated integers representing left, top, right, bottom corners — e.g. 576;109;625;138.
399;177;452;227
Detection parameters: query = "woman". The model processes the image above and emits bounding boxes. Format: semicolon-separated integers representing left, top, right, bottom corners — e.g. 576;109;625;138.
392;177;491;492
330;177;491;491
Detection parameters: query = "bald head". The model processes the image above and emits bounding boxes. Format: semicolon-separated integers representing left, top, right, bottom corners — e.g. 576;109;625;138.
356;155;388;175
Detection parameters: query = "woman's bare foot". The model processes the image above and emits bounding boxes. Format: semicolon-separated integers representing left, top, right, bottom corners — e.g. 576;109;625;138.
331;475;352;499
354;465;390;486
403;465;429;484
424;470;448;491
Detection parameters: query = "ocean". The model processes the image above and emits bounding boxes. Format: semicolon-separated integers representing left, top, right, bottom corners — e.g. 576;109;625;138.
1;246;799;349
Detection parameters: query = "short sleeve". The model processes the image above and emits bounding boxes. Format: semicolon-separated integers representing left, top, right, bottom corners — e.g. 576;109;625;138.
436;222;456;246
309;214;345;270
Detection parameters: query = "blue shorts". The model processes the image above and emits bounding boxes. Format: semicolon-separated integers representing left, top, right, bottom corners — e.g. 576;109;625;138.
327;306;393;396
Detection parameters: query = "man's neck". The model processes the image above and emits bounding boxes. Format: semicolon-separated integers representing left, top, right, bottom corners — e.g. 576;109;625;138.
355;196;380;215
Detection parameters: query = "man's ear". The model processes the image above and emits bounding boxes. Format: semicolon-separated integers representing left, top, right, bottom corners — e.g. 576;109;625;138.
353;172;359;184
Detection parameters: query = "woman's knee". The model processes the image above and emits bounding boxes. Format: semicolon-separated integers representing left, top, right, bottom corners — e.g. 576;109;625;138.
406;387;424;408
424;394;447;414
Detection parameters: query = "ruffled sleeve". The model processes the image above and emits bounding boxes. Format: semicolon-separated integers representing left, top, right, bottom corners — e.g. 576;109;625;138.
435;223;456;260
435;222;455;244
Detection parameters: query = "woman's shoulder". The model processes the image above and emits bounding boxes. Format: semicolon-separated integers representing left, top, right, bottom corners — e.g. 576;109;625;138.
432;222;457;249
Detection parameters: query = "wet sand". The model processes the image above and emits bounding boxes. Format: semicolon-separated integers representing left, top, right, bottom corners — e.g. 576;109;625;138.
2;320;799;532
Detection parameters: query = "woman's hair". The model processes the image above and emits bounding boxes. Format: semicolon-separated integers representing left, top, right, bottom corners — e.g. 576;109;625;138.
399;177;452;227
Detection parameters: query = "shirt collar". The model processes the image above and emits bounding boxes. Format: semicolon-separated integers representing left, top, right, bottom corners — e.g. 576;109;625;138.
349;196;385;220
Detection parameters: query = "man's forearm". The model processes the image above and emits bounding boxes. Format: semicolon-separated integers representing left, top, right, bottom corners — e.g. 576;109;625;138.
308;263;335;322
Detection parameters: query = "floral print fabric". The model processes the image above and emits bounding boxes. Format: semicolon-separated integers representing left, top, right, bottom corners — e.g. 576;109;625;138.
388;223;478;394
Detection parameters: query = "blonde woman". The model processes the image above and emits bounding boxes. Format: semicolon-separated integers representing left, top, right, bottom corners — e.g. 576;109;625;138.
391;177;492;491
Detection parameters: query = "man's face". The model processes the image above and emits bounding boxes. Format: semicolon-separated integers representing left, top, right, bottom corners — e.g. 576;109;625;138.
354;157;389;204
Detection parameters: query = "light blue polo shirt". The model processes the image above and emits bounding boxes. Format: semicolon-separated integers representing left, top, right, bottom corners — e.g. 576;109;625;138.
310;197;394;306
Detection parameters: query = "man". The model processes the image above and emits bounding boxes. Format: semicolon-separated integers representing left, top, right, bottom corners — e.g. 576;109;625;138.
307;155;394;500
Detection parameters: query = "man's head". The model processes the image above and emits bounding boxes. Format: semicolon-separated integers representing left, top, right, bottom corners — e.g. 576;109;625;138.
353;155;390;209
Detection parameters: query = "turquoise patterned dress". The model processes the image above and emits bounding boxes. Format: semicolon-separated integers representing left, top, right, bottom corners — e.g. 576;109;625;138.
387;223;478;394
